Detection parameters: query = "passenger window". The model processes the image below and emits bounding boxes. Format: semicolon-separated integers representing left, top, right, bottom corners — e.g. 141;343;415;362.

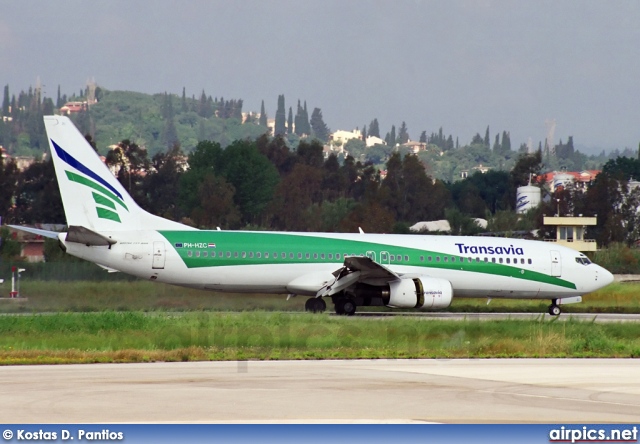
328;253;333;260
506;258;510;264
405;255;409;261
420;256;424;261
218;251;223;258
242;252;246;258
281;253;286;259
336;254;341;260
196;251;201;258
188;251;193;257
476;257;480;262
390;255;395;261
306;253;310;259
444;257;448;262
492;258;496;263
499;258;503;264
203;251;208;257
234;252;238;258
257;252;261;258
289;252;294;259
428;256;432;261
528;258;532;264
313;253;318;259
321;253;325;260
249;252;254;258
397;256;402;262
298;253;302;259
436;256;440;262
226;252;231;258
451;257;455;262
265;252;269;258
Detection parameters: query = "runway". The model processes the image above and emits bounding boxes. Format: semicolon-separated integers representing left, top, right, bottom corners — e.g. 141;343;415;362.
1;359;639;423
349;312;640;322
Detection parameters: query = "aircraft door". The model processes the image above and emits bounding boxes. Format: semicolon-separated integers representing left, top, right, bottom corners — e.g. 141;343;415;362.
550;250;561;276
379;251;390;265
152;241;166;269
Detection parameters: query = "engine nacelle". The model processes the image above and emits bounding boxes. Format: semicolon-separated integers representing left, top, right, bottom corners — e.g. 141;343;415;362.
386;277;453;310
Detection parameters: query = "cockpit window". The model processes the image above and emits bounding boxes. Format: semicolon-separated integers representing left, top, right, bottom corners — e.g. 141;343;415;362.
575;257;591;265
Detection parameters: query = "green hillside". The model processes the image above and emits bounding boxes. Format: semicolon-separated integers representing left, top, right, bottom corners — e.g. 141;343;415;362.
85;90;268;156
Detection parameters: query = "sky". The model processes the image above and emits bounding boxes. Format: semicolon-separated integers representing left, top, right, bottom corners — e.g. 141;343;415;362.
2;0;639;153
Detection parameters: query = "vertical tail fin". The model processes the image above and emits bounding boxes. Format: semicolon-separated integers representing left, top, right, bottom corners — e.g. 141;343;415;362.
44;115;191;232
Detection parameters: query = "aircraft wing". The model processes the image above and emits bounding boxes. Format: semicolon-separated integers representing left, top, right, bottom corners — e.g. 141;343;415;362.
316;256;400;297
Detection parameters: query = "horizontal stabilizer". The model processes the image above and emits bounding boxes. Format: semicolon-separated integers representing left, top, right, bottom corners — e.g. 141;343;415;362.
66;225;117;246
7;225;60;239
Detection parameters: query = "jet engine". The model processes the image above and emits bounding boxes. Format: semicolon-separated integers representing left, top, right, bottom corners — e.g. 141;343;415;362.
385;277;453;309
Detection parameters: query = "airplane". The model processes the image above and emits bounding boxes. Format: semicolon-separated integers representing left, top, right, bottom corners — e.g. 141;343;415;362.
12;116;614;316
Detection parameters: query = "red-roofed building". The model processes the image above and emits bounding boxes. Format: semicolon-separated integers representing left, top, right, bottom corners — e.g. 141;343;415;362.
536;170;600;192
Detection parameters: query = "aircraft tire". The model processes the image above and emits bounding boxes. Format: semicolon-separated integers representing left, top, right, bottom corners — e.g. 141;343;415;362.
305;297;326;313
335;297;357;316
548;304;561;316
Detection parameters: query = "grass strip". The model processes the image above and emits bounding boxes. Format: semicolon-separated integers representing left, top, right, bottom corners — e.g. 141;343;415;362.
1;280;638;314
1;312;640;364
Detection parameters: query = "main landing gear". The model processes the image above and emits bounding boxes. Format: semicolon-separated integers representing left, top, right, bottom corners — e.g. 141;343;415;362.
548;299;561;316
334;296;357;316
305;295;358;315
305;297;326;313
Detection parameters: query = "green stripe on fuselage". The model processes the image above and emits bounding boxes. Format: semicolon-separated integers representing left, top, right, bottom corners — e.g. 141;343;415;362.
158;231;577;290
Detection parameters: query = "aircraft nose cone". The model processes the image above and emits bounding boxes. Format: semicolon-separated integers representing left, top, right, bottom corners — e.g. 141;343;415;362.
600;267;615;287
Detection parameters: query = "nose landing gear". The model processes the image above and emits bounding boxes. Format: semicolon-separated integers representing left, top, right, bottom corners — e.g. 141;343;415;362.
548;299;561;316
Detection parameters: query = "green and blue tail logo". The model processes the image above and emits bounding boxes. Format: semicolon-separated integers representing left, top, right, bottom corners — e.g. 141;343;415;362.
51;139;129;223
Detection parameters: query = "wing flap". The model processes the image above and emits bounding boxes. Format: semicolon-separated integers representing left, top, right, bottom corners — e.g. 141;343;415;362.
317;256;400;297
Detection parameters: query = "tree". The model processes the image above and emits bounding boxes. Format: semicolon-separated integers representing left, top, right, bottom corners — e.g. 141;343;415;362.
191;174;241;229
397;121;409;144
287;106;293;134
492;133;500;152
220;139;280;224
484;126;490;148
310;107;329;142
259;100;268;127
143;143;185;221
368;118;380;138
105;139;150;203
12;158;63;224
274;94;286;136
179;140;223;215
2;85;9;116
501;131;511;153
510;150;543;188
419;131;427;143
389;125;396;146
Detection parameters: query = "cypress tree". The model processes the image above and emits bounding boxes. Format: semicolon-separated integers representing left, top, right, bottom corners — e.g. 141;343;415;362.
398;122;409;144
1;85;8;116
484;126;490;148
309;107;329;142
259;100;267;126
287;107;293;134
274;94;286;136
369;118;380;138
